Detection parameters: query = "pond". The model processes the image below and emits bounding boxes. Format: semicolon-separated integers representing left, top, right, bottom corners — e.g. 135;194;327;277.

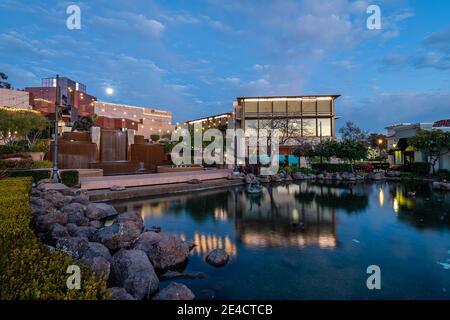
111;181;450;299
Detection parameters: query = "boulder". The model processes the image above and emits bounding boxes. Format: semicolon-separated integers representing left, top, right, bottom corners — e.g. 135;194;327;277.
92;222;142;250
55;237;89;259
107;287;135;300
258;175;271;183
205;249;229;267
81;241;112;261
61;202;86;215
66;224;97;239
292;172;306;180
109;249;159;300
33;211;68;232
66;211;90;227
152;282;195;300
114;212;144;230
73;193;90;205
45;223;69;245
89;220;104;229
134;232;190;270
42;191;70;208
81;256;110;279
86;203;118;221
38;182;73;195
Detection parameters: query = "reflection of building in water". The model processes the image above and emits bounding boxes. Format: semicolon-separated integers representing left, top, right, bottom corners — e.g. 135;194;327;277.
234;183;337;248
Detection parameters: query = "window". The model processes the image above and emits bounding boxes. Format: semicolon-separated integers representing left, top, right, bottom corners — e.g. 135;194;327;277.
317;99;331;115
287;100;301;113
288;119;302;137
245;101;257;113
274;101;287;113
259;101;272;113
302;99;316;114
317;118;332;137
245;120;258;137
302;119;317;136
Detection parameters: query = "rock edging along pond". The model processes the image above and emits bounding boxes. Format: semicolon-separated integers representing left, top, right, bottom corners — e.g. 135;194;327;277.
29;179;230;300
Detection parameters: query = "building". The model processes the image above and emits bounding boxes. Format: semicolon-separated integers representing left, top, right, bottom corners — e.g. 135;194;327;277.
386;120;450;171
25;77;97;123
0;88;32;109
233;95;340;162
94;101;173;139
184;112;233;131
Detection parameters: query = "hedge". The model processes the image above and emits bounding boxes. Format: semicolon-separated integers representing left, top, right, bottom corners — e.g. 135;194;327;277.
311;163;353;173
0;177;108;300
411;162;431;175
60;170;79;187
4;169;79;185
0;159;52;170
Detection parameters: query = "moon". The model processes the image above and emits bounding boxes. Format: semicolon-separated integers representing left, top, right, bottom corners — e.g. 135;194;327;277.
105;87;114;95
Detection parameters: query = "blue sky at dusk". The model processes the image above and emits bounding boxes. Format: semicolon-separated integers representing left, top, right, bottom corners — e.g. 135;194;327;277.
0;0;449;132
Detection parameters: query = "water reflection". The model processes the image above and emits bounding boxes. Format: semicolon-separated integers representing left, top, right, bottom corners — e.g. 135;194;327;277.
388;182;450;229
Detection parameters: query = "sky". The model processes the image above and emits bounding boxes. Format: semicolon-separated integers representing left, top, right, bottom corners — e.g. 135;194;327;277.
0;0;449;133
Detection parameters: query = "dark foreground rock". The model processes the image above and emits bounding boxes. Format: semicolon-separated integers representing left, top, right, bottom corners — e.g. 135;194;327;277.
92;221;142;250
206;249;229;267
134;232;190;270
81;256;110;279
55;237;89;259
107;287;136;300
86;203;118;220
152;282;195;300
109;249;159;300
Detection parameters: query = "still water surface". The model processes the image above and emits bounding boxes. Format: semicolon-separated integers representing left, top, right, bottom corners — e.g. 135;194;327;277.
112;181;450;299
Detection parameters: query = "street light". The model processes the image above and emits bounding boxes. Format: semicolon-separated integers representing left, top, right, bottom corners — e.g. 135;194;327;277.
52;75;61;183
377;138;383;164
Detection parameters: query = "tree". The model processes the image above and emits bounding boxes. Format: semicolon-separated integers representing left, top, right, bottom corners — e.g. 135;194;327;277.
0;106;49;149
408;129;450;174
72;115;96;132
0;72;12;89
338;121;368;142
337;139;368;164
150;134;160;142
293;142;315;166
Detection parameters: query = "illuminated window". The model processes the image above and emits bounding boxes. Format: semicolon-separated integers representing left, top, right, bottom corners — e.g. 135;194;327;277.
302;119;316;136
317;118;331;137
245;120;258;136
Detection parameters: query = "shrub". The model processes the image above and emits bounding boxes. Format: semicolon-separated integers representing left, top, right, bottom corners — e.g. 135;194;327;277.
0;144;26;154
437;169;450;181
311;163;353;173
411;162;431;176
0;160;52;170
6;169;51;183
61;170;79;187
283;165;315;174
150;134;160;142
0;178;108;299
29;160;52;169
31;139;49;153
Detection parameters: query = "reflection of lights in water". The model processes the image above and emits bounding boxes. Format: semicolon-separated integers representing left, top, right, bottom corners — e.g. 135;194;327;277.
241;233;336;249
393;198;399;213
192;232;237;257
139;203;164;219
292;208;299;222
214;208;228;221
379;188;385;207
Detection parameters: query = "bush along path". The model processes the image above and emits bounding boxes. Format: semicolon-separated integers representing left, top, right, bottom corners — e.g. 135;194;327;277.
28;179;230;300
0;177;108;299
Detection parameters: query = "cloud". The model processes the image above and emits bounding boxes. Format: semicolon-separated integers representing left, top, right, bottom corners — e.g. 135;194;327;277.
338;91;450;132
91;12;165;37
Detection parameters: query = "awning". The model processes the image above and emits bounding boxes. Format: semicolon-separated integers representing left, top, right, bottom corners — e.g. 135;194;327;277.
388;138;409;154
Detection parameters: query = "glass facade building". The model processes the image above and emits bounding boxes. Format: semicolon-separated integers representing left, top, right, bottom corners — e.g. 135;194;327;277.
234;95;340;147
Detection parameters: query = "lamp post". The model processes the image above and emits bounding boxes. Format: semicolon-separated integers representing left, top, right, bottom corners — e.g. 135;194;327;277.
52;75;61;183
377;138;383;164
